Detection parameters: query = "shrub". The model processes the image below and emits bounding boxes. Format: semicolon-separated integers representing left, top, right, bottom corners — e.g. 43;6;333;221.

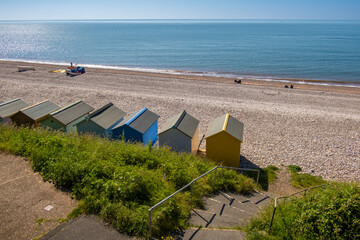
246;183;360;240
0;125;256;237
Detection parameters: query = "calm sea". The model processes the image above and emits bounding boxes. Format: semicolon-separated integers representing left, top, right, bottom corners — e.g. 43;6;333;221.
0;20;360;85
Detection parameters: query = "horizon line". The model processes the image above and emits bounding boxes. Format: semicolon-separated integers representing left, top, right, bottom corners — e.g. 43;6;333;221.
1;18;360;21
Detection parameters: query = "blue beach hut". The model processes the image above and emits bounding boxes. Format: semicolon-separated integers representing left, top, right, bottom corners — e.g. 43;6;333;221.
111;108;159;145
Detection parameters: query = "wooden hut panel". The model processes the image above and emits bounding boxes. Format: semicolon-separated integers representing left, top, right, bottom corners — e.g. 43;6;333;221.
159;128;192;153
206;131;241;168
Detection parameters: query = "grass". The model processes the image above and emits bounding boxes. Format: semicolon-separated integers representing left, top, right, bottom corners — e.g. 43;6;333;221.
244;165;279;190
287;165;326;188
246;182;360;240
35;218;50;226
0;125;256;238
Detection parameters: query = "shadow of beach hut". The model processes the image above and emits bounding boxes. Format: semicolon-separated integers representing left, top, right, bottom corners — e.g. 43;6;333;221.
11;100;59;127
158;110;200;154
205;114;244;168
40;100;94;133
111;107;159;145
76;102;126;137
0;98;29;124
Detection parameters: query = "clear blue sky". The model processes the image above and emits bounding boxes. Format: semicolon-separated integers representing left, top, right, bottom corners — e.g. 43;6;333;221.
1;0;359;20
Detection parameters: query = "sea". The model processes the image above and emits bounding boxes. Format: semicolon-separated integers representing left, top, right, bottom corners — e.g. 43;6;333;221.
0;19;360;86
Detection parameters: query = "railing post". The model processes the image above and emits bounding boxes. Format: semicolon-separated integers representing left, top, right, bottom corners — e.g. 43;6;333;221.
148;209;152;239
268;205;277;234
214;167;218;186
190;183;193;208
256;170;260;184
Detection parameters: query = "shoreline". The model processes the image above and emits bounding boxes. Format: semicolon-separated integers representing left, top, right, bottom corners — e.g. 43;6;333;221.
2;60;360;95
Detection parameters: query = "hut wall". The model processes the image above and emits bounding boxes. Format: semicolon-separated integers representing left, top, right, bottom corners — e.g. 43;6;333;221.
65;115;88;133
206;132;241;168
112;125;143;143
77;120;105;136
10;112;35;126
143;121;158;145
0;117;12;125
191;125;200;155
159;128;191;152
40;117;65;131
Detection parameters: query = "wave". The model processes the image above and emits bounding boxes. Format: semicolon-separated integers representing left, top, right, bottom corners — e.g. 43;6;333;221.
1;58;360;88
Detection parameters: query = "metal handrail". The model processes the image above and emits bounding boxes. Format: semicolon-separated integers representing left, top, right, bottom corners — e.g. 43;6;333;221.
148;166;260;239
268;184;327;234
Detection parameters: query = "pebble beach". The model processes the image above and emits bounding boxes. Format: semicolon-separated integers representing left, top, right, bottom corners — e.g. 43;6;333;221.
1;61;359;182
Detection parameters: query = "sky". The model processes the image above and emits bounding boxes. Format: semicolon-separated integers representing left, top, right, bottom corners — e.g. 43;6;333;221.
0;0;359;20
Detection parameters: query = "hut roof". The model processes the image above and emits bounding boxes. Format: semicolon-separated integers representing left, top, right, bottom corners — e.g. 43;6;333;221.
158;110;199;138
89;103;126;129
0;98;29;118
112;108;159;134
20;100;59;121
50;100;93;125
205;114;244;141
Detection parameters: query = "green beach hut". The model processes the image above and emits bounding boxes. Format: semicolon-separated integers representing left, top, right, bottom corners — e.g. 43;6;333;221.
40;100;93;133
76;102;126;137
11;100;59;126
0;98;29;124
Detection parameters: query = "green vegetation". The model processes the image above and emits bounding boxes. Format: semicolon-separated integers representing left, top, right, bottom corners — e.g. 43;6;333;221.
0;125;256;237
265;165;279;184
288;165;326;188
244;165;279;190
35;218;50;226
246;182;360;239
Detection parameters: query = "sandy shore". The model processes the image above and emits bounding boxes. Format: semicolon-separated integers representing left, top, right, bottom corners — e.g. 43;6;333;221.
1;60;359;182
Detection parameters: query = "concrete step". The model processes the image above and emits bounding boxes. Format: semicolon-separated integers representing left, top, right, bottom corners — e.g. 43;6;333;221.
190;208;247;228
173;227;246;240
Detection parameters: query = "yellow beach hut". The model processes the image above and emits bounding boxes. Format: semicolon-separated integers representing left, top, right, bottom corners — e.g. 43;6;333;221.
205;114;244;168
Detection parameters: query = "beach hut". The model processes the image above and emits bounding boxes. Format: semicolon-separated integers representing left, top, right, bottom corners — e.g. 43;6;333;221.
158;110;200;154
205;114;244;168
40;100;93;133
11;100;59;126
111;107;159;145
0;98;29;124
76;102;126;137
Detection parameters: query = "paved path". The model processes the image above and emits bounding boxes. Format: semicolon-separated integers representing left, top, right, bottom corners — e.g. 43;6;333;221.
40;215;136;240
0;153;77;240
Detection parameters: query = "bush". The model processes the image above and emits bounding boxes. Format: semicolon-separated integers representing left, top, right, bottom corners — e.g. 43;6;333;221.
287;165;326;188
246;183;360;239
0;125;256;237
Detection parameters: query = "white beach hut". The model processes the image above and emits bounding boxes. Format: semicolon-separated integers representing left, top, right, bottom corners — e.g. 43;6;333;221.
158;110;200;154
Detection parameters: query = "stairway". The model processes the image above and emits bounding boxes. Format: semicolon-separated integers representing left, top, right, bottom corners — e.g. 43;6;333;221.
173;191;274;240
